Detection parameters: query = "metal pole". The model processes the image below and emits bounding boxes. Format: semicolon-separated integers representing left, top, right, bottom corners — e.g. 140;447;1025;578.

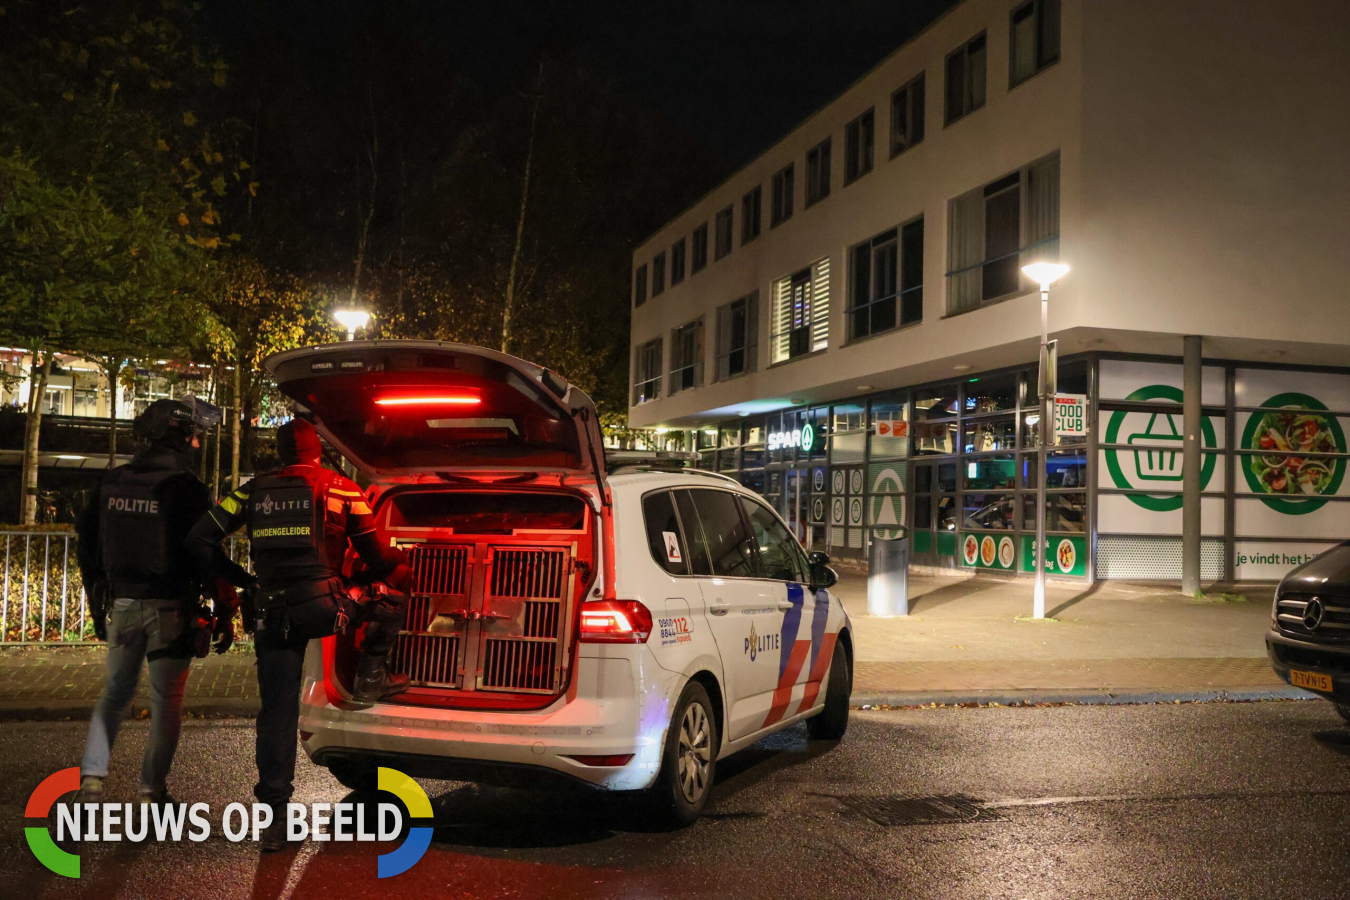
1181;335;1202;594
1034;285;1051;619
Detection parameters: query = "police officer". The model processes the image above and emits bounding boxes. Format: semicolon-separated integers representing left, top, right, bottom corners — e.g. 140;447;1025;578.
187;417;410;851
75;397;236;806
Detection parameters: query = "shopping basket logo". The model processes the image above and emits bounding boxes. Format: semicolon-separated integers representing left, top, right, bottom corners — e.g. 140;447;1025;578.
1128;412;1185;482
1105;384;1217;512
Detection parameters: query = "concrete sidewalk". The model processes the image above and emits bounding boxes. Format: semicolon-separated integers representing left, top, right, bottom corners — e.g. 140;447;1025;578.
831;572;1295;705
0;575;1303;719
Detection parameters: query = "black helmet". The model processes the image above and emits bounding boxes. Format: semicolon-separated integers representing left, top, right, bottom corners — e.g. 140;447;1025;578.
133;397;222;445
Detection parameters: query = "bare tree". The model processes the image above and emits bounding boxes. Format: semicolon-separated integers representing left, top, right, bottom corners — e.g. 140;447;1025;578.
501;59;545;355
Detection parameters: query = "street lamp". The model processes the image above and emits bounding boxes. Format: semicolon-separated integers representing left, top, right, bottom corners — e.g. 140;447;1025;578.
333;308;371;342
1022;261;1069;619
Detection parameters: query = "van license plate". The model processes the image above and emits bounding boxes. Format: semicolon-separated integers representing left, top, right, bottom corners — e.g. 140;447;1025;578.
1289;669;1334;692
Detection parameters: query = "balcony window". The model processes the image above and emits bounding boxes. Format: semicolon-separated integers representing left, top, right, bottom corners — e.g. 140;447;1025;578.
848;218;923;340
1011;0;1060;87
669;318;704;394
946;154;1059;314
715;292;759;381
632;337;662;405
944;32;986;125
770;258;830;364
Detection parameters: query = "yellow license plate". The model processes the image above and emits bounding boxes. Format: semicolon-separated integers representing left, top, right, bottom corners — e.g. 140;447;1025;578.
1290;669;1334;692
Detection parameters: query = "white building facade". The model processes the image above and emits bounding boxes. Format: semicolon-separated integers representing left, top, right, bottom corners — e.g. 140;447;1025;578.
627;0;1350;582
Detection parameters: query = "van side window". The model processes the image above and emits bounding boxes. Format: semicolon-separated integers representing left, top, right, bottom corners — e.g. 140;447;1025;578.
642;491;688;576
674;490;713;576
688;489;756;578
738;496;808;583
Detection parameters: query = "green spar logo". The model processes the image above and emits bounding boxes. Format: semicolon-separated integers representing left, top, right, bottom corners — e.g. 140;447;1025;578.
1104;384;1217;512
26;767;81;878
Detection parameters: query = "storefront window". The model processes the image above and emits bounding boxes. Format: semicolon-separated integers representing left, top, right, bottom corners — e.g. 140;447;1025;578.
913;421;956;455
936;496;958;531
963;416;1015;452
720;424;742;448
966;455;1015;490
870;394;908;460
914;386;959;419
963;493;1016;530
718;450;739;473
1021;492;1086;533
964;372;1017;414
742;447;765;469
697;429;717;451
1022;449;1086;489
745;422;764;445
937;461;958;492
740;469;766;494
832;402;866;433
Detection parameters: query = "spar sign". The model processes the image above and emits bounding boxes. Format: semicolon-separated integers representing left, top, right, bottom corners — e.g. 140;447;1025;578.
1053;393;1087;438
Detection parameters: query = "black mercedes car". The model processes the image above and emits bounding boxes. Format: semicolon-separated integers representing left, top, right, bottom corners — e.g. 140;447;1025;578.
1266;541;1350;723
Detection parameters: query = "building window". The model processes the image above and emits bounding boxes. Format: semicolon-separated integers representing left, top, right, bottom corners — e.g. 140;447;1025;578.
1010;0;1060;87
771;164;794;227
947;154;1059;314
715;292;759;381
770;257;830;364
669;318;704;394
651;252;666;297
632;337;662;404
714;205;733;260
844;109;874;184
944;32;986;125
891;73;926;157
805;138;831;207
692;222;708;273
671;238;686;285
633;264;647;307
849;217;923;340
742;186;761;244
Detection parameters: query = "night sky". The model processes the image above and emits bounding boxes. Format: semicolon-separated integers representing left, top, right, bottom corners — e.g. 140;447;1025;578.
205;0;956;174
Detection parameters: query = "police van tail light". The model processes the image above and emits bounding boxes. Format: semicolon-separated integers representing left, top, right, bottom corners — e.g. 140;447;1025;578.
579;600;652;643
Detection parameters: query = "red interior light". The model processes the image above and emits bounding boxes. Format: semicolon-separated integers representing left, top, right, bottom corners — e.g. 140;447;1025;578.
579;600;652;643
374;395;481;407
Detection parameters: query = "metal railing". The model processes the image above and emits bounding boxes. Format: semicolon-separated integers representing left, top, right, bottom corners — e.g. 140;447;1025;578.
0;530;249;645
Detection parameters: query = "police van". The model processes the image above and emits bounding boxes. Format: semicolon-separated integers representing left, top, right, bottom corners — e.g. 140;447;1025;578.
265;341;853;824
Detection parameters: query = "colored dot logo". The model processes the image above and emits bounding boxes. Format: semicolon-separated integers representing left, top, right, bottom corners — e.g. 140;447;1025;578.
377;767;434;878
25;767;81;878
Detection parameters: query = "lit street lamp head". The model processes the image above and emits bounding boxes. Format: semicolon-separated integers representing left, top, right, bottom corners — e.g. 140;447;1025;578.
333;308;371;341
1021;262;1070;289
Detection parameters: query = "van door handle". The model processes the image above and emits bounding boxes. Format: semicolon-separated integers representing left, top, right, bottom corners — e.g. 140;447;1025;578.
708;599;729;616
777;599;795;610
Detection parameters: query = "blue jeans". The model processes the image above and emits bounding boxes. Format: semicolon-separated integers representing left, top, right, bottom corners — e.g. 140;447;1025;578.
81;598;194;794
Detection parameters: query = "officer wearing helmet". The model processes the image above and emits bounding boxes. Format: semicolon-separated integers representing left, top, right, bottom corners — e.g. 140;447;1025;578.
187;416;410;851
74;397;240;807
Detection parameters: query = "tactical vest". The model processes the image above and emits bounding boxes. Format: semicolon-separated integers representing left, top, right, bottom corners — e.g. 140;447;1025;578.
99;466;179;599
247;466;348;593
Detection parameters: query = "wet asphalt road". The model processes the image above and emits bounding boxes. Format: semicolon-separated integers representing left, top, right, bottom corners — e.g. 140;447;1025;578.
3;700;1350;900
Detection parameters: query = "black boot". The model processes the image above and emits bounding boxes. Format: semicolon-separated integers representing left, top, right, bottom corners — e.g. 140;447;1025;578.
260;804;299;852
351;652;409;702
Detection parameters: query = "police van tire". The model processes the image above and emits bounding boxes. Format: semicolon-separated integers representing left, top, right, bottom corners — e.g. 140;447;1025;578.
327;758;379;793
1335;702;1350;726
643;680;717;828
806;644;850;741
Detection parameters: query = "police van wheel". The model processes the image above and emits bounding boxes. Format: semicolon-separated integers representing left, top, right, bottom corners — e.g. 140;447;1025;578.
327;758;378;793
1334;702;1350;726
644;681;717;828
806;644;851;741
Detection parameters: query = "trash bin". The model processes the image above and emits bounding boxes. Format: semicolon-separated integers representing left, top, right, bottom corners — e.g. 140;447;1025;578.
867;528;910;616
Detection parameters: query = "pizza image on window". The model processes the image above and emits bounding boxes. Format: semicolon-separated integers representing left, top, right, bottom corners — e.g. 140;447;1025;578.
963;534;979;566
1056;538;1076;573
980;535;996;567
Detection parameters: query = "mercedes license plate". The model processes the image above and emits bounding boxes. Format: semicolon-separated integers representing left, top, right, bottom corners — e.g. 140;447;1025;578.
1289;668;1334;693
